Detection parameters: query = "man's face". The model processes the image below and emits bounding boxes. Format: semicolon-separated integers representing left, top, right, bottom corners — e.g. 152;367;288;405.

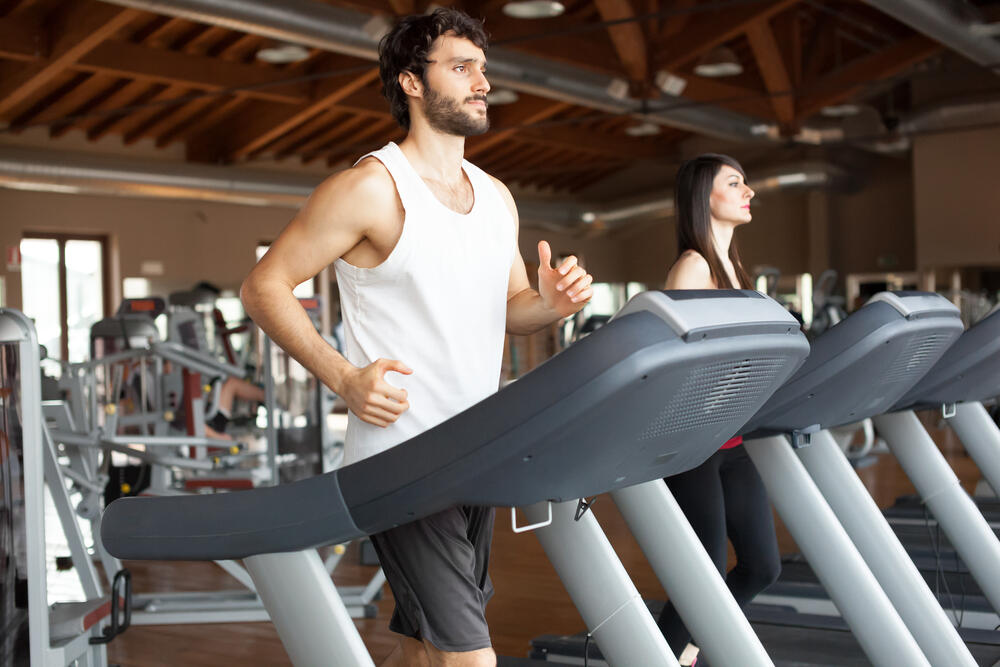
417;34;490;136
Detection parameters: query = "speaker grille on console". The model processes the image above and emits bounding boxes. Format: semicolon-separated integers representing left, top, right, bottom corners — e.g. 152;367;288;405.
640;357;788;440
880;333;952;386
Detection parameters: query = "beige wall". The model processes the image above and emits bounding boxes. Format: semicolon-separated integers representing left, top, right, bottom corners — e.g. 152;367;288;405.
913;125;1000;270
0;189;295;310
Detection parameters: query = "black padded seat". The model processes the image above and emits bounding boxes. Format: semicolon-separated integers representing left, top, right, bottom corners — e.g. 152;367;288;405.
741;292;963;438
892;305;1000;411
102;290;809;561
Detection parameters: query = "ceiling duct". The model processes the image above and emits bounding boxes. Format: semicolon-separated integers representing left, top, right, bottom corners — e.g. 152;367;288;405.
0;147;845;230
97;0;769;142
899;95;1000;133
567;162;849;231
860;0;1000;72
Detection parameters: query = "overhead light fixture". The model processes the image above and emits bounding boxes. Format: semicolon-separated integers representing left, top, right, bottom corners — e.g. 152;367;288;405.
821;104;862;117
606;77;630;101
486;89;519;105
502;1;565;19
256;43;310;64
654;70;687;97
693;46;742;78
624;121;661;137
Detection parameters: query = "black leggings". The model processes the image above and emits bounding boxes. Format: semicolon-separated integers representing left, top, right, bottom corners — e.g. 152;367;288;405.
656;445;781;653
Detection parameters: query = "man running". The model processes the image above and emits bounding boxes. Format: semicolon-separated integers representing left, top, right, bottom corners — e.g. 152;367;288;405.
241;9;593;666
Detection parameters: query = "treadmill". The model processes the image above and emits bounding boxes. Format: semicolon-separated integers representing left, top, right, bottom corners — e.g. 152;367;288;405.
534;292;984;666
100;290;809;667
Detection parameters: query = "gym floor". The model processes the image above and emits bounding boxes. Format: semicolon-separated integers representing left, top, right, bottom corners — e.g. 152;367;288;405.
101;412;983;665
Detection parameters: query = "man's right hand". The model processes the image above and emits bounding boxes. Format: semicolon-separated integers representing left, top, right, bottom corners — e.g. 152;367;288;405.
340;358;412;427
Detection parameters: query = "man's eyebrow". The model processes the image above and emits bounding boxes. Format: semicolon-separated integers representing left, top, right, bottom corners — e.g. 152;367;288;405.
448;57;487;66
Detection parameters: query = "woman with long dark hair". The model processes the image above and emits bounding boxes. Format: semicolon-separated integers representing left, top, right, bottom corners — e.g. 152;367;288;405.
657;154;780;666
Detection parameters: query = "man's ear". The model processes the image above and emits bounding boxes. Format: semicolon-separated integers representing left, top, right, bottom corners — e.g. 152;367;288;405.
398;71;423;98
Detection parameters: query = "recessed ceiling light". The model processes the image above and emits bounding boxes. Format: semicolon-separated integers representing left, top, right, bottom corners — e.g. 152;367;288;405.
256;43;310;64
486;89;519;105
624;121;661;137
693;47;742;78
502;1;565;19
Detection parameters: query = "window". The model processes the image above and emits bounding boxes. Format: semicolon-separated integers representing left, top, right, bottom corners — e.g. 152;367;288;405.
21;234;108;376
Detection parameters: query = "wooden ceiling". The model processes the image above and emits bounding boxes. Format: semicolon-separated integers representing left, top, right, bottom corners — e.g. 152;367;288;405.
0;0;984;193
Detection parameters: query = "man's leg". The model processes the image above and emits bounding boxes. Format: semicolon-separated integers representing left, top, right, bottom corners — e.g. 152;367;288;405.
370;506;496;665
424;643;495;666
380;637;429;667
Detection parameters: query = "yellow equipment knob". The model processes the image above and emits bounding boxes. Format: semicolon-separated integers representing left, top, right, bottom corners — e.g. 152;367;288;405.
229;446;239;455
333;544;346;555
212;457;220;465
120;483;132;494
105;404;117;415
163;410;174;422
203;384;212;393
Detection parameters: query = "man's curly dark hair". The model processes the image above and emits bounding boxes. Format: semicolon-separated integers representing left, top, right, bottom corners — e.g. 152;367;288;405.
378;8;489;130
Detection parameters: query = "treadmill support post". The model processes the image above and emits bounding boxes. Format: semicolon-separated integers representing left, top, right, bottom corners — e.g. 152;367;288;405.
948;402;1000;498
244;550;375;667
523;500;679;667
796;429;976;667
743;436;930;667
610;481;773;667
874;410;1000;616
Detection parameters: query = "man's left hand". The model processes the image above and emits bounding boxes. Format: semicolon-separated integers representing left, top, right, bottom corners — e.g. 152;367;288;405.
537;240;594;318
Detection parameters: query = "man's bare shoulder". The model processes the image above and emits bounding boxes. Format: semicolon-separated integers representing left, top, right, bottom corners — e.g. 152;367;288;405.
485;172;518;217
307;157;399;214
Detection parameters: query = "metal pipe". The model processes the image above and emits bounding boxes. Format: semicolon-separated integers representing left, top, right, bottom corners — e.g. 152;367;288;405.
860;0;1000;71
96;0;766;141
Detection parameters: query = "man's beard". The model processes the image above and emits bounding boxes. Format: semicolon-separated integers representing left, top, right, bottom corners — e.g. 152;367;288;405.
422;85;489;136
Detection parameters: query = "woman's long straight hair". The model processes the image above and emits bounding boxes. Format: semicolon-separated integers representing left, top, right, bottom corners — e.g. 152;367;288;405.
674;153;753;290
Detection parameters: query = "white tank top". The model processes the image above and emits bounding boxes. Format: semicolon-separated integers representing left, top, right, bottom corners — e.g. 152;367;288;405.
334;142;516;465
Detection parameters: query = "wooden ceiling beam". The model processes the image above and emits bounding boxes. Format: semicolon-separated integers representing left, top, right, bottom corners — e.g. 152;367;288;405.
658;0;697;42
257;110;338;159
88;83;170;141
515;123;666;159
387;0;416;15
466;98;573;159
797;35;940;119
593;0;648;84
164;95;247;147
745;19;795;125
656;0;800;72
0;2;139;116
291;114;369;163
8;71;90;130
677;75;776;120
75;40;309;105
49;77;129;138
325;119;403;167
221;67;380;161
0;13;42;62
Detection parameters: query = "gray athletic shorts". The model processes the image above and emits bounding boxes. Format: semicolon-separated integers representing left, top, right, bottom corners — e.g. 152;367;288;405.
370;505;496;652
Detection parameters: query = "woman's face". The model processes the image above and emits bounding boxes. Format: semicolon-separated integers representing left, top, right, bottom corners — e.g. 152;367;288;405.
709;164;754;226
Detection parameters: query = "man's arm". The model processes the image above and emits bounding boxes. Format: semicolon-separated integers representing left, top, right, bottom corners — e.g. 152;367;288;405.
241;162;411;427
490;177;594;335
